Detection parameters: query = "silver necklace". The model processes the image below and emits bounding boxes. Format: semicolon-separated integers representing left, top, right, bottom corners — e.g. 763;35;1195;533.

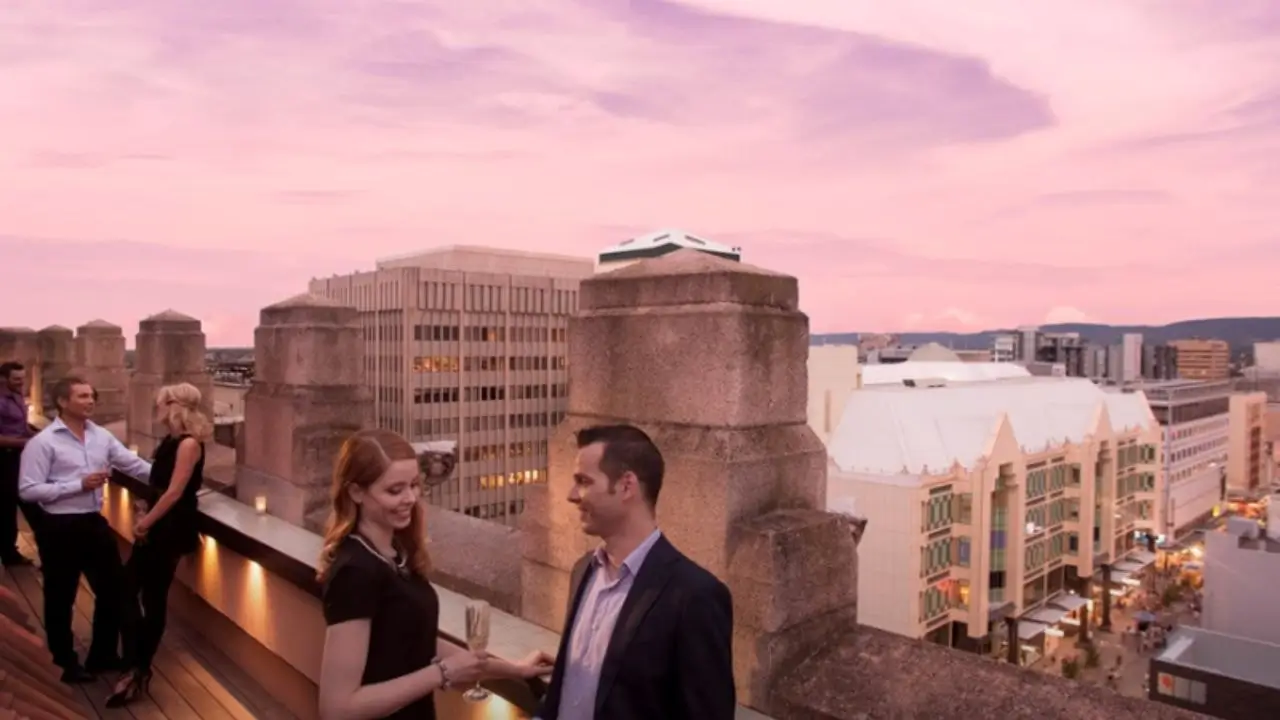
351;533;408;575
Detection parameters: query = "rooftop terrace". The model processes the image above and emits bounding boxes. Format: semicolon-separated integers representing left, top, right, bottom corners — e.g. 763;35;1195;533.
1;250;1212;720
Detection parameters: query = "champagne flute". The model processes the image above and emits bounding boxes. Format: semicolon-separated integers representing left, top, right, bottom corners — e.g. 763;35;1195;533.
463;601;491;702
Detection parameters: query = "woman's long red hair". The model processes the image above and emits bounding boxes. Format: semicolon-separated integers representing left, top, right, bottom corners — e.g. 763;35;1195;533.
317;429;431;582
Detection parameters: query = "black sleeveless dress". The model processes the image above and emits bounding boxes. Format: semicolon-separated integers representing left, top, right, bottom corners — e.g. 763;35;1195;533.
145;434;205;554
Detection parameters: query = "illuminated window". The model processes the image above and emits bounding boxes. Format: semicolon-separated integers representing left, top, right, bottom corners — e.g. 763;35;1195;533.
412;356;459;372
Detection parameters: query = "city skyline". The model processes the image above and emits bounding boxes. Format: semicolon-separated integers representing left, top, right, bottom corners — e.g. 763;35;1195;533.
4;1;1280;346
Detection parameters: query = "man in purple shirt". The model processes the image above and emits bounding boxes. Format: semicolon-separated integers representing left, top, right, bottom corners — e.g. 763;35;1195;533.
535;424;735;720
0;361;38;566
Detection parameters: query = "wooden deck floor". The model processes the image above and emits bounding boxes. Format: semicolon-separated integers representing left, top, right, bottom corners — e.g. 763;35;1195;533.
5;527;298;720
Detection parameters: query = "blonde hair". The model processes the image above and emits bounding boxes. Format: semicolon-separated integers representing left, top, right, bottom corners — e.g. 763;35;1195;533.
156;383;213;442
317;429;431;582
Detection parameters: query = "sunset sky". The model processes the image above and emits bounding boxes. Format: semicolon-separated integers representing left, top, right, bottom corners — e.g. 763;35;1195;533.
3;0;1279;346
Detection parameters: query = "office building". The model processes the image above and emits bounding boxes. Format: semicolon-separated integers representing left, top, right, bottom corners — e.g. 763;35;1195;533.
1143;343;1179;381
1253;341;1280;372
595;229;740;273
1085;345;1108;380
1005;327;1087;377
1170;339;1230;381
1226;392;1268;496
991;334;1016;363
308;245;594;525
1118;333;1143;383
828;375;1162;659
1137;380;1231;538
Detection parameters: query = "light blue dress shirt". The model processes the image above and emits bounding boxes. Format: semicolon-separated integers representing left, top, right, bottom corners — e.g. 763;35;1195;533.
18;417;152;515
553;529;663;720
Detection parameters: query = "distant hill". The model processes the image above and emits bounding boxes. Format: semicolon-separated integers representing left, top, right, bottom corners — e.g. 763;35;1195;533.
813;317;1280;357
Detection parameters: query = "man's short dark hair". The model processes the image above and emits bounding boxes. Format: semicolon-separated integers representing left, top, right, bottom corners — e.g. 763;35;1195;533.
51;375;91;409
0;362;23;379
576;424;664;506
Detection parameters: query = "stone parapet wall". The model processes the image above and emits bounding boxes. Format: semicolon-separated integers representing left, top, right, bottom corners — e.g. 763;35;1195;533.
775;625;1207;719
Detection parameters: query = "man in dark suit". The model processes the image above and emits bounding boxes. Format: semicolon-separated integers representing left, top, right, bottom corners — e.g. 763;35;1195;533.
535;424;735;720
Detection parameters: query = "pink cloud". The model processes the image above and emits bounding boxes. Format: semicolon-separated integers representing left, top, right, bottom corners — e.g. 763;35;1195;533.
2;0;1279;346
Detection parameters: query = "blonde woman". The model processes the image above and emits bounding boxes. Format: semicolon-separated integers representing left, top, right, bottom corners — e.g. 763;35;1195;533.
108;383;211;706
317;429;551;720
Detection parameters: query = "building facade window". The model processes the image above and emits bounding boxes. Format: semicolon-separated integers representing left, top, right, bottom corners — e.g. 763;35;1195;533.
412;355;460;372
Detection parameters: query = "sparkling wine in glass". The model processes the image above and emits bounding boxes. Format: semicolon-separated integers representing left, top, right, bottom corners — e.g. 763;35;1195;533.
463;601;491;701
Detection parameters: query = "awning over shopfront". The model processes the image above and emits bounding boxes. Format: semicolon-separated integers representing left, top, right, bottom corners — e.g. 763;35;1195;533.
1017;621;1049;641
1050;594;1088;612
1113;561;1145;574
1024;605;1070;626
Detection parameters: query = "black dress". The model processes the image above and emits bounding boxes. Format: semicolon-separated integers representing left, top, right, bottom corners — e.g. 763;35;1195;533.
121;433;206;671
322;535;440;720
145;433;205;554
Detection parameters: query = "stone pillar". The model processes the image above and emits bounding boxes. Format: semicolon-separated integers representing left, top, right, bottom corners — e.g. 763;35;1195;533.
127;310;213;458
37;325;74;418
0;328;39;421
237;294;370;533
73;320;128;423
519;251;858;712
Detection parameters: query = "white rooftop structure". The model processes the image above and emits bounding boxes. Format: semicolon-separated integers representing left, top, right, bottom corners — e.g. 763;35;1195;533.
861;360;1032;387
828;376;1157;477
596;229;741;267
907;342;962;362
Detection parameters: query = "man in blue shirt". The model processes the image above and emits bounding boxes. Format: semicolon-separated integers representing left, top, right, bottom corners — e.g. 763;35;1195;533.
19;375;152;683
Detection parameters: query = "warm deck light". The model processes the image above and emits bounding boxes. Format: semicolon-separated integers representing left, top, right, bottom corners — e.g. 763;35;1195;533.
254;494;268;514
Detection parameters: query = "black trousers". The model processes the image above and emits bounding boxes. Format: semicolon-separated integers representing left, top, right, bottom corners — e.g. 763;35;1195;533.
40;512;125;669
0;447;44;560
120;538;184;672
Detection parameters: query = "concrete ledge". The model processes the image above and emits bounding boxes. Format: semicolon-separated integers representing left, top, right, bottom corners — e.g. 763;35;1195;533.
774;625;1209;720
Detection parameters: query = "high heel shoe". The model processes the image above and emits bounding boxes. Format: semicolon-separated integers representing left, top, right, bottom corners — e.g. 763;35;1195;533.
105;669;152;707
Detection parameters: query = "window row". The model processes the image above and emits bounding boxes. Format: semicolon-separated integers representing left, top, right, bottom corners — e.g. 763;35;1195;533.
412;324;569;343
462;441;550;463
412;355;567;373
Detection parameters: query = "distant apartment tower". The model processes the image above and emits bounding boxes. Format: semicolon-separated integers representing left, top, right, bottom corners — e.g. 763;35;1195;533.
1118;333;1143;382
595;229;740;273
1139;379;1232;538
991;334;1016;362
1142;343;1179;381
308;246;595;525
1084;345;1108;380
1170;339;1230;381
1227;392;1268;496
1008;327;1086;377
1253;340;1280;372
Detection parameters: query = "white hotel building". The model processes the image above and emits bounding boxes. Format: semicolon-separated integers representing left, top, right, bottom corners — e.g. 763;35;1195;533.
826;355;1163;662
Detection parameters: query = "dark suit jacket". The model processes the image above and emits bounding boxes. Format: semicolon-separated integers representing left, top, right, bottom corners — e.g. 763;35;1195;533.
536;534;736;720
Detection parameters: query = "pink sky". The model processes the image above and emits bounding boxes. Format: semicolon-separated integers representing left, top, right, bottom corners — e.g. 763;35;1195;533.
3;0;1279;346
